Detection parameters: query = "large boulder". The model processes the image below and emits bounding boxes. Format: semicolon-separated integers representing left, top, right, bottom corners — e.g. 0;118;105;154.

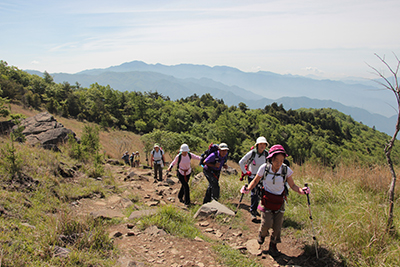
12;112;77;150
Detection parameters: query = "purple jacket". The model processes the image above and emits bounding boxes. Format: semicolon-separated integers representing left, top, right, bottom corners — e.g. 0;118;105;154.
203;150;228;172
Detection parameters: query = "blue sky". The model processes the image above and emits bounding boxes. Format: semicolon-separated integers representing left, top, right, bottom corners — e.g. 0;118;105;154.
1;0;400;80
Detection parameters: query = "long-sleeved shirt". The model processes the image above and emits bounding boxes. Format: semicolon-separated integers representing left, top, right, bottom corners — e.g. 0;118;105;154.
238;149;267;178
203;150;228;172
169;152;201;175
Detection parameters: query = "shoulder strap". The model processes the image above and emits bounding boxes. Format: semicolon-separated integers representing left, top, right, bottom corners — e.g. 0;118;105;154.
281;163;288;183
177;153;182;169
247;149;257;165
262;162;272;181
178;153;192;169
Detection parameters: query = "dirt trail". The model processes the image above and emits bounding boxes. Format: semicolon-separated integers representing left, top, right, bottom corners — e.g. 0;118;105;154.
72;164;341;267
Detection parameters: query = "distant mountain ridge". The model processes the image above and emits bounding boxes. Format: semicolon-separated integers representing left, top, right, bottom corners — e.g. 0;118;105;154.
25;61;397;136
77;61;395;117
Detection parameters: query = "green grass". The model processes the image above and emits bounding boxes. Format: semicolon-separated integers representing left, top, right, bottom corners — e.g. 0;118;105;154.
0;136;119;266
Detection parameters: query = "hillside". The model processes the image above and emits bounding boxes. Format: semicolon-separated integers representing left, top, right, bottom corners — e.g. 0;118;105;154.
25;61;397;137
2;60;400;168
0;108;398;266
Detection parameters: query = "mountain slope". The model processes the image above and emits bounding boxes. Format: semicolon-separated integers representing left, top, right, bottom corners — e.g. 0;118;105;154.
25;64;396;137
77;61;395;117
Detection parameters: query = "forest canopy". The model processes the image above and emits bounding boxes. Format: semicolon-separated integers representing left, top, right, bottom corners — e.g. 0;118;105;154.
1;60;399;166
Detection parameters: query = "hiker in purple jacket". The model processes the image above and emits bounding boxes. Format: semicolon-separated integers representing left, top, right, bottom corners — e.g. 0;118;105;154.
202;143;229;204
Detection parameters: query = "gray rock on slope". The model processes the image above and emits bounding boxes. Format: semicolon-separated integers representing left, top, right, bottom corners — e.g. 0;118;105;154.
12;112;77;150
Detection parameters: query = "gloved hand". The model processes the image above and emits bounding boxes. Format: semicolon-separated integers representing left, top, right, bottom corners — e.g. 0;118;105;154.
240;185;249;194
246;171;252;177
302;186;310;195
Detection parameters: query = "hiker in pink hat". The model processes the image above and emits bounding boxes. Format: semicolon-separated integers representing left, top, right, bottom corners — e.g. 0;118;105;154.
240;144;309;256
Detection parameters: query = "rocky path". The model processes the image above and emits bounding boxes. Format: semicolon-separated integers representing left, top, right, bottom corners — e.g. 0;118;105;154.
71;164;340;267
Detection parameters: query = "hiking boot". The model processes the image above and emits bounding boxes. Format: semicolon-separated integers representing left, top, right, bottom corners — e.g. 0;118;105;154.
268;242;279;256
251;213;257;223
153;179;158;183
257;233;265;245
178;197;184;203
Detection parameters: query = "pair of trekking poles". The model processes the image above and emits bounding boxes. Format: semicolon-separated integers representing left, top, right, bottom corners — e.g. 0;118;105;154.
229;183;319;259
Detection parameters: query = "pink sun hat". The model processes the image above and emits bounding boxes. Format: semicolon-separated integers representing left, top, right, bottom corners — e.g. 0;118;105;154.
266;144;288;159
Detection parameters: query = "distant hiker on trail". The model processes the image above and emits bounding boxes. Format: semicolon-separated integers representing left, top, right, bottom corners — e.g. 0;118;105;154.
167;144;201;206
239;136;269;222
240;144;310;256
129;152;135;167
134;151;140;167
150;143;165;182
202;143;229;204
122;151;130;165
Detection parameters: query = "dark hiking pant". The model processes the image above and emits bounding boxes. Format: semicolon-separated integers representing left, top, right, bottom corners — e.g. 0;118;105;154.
177;172;191;205
248;175;260;214
154;163;163;181
203;169;220;204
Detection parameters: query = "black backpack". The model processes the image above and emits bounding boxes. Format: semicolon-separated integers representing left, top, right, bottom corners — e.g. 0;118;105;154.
177;152;192;170
199;143;219;167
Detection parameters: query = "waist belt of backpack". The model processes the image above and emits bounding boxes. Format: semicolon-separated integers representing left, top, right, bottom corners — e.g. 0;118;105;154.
154;160;162;164
179;168;190;182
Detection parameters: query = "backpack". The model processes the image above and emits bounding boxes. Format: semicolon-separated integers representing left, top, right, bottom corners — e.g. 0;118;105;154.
177;152;192;170
151;147;164;164
240;147;268;179
255;161;289;199
199;143;220;167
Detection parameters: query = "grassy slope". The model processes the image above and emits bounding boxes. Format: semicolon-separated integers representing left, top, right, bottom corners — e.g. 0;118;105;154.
2;105;400;266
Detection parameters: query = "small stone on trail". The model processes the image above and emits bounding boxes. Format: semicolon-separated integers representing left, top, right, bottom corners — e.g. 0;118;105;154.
245;239;262;255
199;221;209;227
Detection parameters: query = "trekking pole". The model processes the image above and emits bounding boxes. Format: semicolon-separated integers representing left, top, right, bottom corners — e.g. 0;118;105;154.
305;183;319;259
222;184;247;243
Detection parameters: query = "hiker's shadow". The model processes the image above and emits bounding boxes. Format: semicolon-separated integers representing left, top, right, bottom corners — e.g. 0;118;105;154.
235;203;261;223
262;246;345;267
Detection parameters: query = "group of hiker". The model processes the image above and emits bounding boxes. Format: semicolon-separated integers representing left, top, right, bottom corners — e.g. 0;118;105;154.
121;151;141;167
124;138;310;256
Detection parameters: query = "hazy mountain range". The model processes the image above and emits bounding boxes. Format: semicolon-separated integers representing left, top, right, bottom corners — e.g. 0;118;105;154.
26;61;397;137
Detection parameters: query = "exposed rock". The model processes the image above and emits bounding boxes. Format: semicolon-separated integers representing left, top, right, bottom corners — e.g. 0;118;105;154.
222;166;238;175
90;209;125;219
144;225;167;236
193;200;235;219
245;239;262;255
12;112;77;150
106;159;124;165
128;209;157;220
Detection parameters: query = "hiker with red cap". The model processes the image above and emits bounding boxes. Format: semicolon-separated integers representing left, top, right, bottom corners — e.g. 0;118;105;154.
167;144;201;206
239;136;269;222
240;144;310;256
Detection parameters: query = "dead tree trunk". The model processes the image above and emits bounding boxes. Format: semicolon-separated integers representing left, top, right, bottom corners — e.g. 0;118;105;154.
369;53;400;233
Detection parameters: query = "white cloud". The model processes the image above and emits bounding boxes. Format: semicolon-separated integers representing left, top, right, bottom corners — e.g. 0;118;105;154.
302;67;324;75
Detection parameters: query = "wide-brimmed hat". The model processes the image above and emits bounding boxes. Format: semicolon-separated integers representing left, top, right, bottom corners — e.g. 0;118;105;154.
266;144;288;159
180;144;190;152
154;143;160;148
218;143;229;151
256;136;269;146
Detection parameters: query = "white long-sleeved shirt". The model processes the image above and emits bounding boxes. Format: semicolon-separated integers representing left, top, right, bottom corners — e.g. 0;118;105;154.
239;150;267;178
